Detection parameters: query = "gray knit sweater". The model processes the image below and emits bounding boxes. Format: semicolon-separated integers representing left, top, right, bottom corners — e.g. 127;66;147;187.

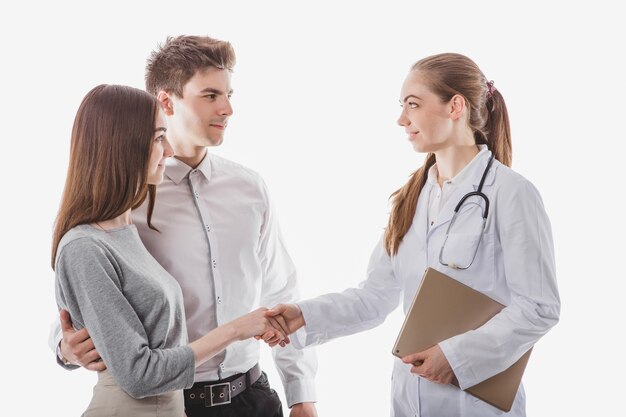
54;224;195;398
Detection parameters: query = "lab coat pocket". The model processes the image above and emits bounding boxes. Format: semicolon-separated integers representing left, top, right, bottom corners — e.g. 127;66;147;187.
440;232;481;269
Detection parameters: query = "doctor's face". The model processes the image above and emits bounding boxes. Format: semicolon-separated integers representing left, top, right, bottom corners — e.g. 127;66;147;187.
397;71;455;153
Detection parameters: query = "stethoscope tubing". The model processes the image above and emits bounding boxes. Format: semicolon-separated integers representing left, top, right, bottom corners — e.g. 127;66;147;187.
439;154;496;270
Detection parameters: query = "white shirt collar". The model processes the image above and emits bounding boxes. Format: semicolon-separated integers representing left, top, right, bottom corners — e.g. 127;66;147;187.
165;153;213;185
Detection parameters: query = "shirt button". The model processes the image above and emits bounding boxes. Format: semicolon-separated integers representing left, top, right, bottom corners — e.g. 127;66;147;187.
212;260;217;268
217;297;222;304
220;363;225;370
205;225;211;232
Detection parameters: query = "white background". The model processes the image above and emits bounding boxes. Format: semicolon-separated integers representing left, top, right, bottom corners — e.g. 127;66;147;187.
1;1;623;415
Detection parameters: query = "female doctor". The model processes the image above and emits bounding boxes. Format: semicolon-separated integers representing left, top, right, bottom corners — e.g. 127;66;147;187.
266;53;561;417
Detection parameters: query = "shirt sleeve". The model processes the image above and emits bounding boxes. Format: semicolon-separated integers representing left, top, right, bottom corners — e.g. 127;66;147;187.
439;178;561;389
55;239;196;398
256;180;318;407
47;318;79;370
295;234;402;348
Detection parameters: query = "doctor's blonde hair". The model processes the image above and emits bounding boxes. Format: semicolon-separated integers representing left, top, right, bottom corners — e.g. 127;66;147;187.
384;53;512;256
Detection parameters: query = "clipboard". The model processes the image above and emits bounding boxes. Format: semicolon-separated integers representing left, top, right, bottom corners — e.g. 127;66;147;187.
392;267;532;412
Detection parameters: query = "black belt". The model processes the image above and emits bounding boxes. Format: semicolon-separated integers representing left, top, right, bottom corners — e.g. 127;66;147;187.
184;364;262;407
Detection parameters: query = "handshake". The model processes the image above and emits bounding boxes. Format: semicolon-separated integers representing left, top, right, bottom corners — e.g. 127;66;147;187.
234;304;305;348
58;304;306;371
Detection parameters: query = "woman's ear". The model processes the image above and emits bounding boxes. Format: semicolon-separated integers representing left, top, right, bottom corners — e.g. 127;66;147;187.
449;94;467;121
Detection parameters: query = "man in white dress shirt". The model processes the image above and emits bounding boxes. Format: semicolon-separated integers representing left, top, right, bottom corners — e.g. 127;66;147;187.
52;35;318;417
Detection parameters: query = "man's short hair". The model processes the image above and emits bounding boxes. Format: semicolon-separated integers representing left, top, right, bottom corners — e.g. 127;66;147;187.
145;35;236;97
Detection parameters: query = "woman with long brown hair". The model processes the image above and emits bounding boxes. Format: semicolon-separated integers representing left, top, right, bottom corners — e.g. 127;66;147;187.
52;84;285;416
266;53;560;416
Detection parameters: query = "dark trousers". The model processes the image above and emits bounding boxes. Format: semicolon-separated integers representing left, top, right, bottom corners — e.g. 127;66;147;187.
184;372;283;417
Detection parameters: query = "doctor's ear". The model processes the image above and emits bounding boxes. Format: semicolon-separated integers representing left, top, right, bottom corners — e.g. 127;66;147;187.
449;94;467;121
156;91;174;116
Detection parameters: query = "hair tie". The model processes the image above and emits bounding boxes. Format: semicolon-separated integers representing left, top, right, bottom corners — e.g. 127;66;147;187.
486;80;496;99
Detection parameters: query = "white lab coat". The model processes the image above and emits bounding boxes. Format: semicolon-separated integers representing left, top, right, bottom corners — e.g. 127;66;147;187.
294;150;560;417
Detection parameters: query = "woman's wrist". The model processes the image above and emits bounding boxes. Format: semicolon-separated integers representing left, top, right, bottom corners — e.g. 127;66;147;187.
224;321;241;342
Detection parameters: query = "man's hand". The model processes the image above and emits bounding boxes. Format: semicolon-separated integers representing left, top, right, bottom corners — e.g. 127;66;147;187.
290;402;317;417
59;309;106;371
401;344;455;384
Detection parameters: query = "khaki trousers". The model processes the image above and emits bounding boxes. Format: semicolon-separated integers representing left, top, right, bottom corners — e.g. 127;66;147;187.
82;370;184;417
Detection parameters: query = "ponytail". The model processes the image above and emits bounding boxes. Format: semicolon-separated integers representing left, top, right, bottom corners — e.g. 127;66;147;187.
483;89;512;167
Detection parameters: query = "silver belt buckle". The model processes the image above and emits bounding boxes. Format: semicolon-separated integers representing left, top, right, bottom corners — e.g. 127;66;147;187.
205;382;231;407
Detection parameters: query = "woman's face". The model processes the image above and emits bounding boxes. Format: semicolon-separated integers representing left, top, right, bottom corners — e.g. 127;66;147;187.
397;71;455;153
147;111;174;185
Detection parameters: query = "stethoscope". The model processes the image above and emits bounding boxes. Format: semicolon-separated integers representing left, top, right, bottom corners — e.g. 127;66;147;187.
438;154;496;270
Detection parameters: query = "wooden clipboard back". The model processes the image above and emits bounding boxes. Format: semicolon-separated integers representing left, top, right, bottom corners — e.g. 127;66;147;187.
392;267;532;412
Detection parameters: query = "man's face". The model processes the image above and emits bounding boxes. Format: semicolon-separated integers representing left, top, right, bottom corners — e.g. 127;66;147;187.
167;68;233;148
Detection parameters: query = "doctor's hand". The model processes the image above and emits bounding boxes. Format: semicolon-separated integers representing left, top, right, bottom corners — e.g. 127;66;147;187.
231;308;287;345
59;309;106;371
261;304;305;347
402;344;456;385
254;311;292;348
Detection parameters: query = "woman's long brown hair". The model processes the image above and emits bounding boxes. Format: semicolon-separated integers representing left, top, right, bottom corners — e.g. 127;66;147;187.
384;53;512;256
51;84;160;269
